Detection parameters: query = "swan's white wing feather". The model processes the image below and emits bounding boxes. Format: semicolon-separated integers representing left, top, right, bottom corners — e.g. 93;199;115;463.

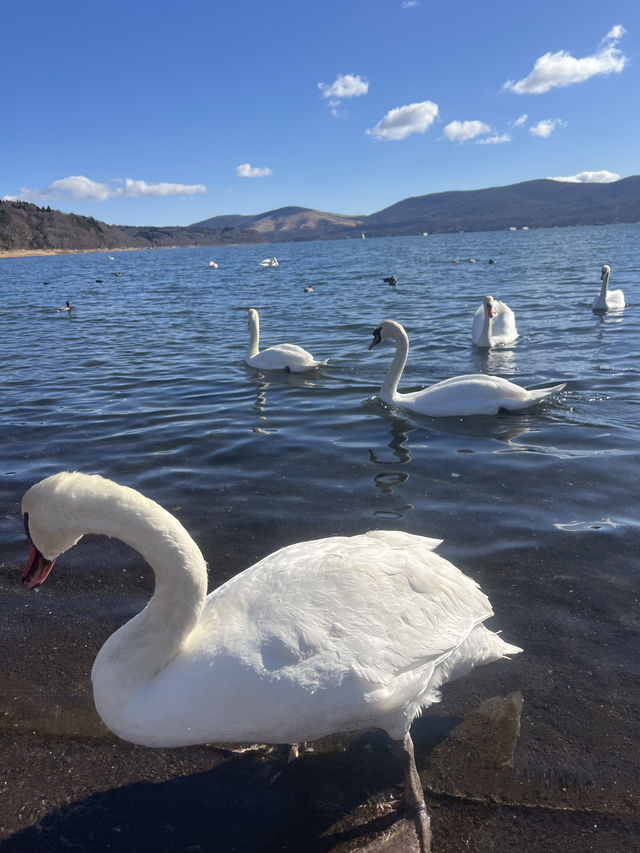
490;300;518;344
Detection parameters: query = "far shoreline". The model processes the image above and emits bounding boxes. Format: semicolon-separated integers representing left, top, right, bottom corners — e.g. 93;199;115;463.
0;247;151;260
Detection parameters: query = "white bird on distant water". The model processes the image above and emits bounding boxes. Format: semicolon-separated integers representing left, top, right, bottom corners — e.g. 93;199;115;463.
245;308;325;372
21;471;522;853
472;295;518;348
259;257;279;268
592;264;624;312
56;300;73;312
369;320;565;417
209;261;218;269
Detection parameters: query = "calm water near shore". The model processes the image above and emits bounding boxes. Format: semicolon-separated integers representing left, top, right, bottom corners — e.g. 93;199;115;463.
1;224;639;850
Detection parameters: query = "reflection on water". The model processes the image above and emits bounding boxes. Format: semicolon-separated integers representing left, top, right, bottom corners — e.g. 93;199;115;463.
470;345;517;376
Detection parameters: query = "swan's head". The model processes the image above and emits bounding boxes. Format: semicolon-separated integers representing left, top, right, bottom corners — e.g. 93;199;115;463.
21;472;101;588
601;264;610;280
247;308;258;326
483;295;495;318
368;320;404;350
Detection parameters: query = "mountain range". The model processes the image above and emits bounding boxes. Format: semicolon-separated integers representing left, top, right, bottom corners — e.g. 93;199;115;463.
2;176;639;253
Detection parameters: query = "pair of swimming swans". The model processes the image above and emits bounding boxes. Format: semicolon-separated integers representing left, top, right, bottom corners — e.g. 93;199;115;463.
592;264;625;312
22;471;522;852
370;320;565;417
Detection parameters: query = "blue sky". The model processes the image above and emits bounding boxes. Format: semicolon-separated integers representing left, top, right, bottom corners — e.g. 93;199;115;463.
3;0;638;226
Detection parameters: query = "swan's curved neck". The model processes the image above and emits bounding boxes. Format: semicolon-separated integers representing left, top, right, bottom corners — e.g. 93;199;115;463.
477;306;493;347
90;485;208;693
382;325;409;399
246;313;260;358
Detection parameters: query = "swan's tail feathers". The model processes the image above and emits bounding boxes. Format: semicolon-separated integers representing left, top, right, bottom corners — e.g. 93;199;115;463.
528;382;566;401
484;629;523;662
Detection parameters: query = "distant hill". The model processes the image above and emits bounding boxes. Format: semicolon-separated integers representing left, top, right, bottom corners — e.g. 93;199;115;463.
0;200;266;253
2;177;639;253
191;177;640;241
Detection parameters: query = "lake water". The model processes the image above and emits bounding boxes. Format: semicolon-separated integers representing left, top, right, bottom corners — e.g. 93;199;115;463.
1;224;639;849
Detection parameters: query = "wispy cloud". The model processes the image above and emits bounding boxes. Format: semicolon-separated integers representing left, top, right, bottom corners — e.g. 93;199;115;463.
512;114;528;127
443;120;491;142
503;26;627;94
529;118;566;138
9;175;206;202
477;133;512;145
548;170;620;183
402;0;420;8
366;101;439;141
236;163;273;178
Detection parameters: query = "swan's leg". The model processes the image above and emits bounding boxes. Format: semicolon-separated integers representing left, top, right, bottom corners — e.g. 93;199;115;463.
388;733;432;852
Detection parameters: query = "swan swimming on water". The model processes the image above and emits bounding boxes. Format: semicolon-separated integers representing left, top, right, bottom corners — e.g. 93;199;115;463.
259;257;279;268
21;471;522;852
245;308;326;372
369;320;565;417
472;295;518;348
592;264;624;312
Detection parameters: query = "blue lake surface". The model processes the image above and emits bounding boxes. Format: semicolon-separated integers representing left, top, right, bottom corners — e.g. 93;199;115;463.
1;224;639;839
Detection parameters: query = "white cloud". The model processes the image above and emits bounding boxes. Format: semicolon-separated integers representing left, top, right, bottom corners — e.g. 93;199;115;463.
503;27;627;94
120;178;206;196
366;100;439;141
601;24;626;44
318;73;369;101
46;175;113;201
512;114;528;126
443;120;491;142
402;0;420;8
236;163;273;178
530;118;566;138
548;170;620;183
11;175;206;202
477;133;512;145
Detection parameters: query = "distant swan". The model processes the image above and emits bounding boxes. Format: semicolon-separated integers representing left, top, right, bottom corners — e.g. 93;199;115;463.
260;257;279;268
369;320;565;417
592;264;624;312
472;295;518;348
245;308;325;372
56;300;73;312
21;471;522;852
209;261;218;269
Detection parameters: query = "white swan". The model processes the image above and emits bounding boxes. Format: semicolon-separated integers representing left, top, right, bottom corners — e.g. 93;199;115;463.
369;320;565;417
209;261;218;269
259;257;279;268
592;264;624;312
472;295;518;348
21;472;522;852
245;308;325;373
56;300;73;312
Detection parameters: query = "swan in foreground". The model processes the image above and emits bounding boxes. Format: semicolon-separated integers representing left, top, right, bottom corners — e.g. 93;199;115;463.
369;320;565;417
259;257;279;268
472;295;518;347
592;264;624;312
21;472;522;852
245;308;325;372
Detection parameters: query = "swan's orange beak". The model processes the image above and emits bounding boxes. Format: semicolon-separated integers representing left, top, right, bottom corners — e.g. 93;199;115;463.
369;328;382;350
487;304;494;318
601;270;606;280
22;545;56;588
